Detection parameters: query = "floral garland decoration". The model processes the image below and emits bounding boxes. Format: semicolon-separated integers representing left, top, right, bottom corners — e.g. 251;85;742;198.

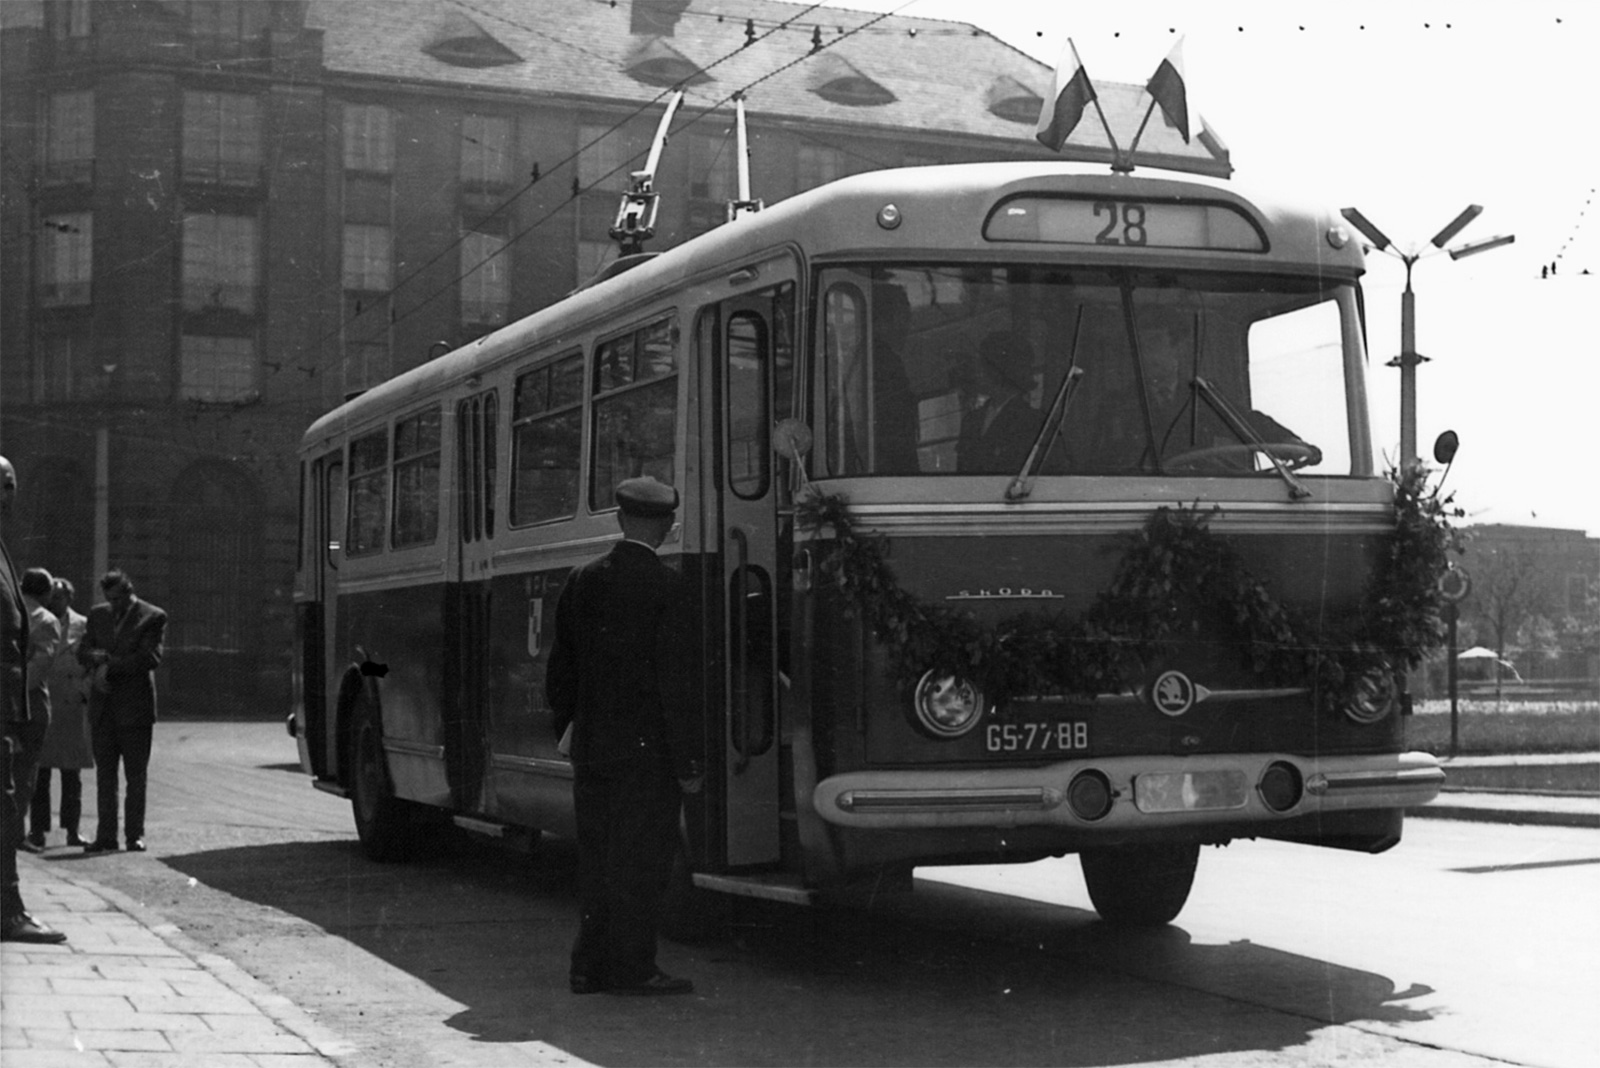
795;464;1460;707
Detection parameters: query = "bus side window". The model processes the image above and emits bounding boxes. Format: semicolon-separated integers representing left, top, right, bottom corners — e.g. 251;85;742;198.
393;407;442;548
347;429;388;556
591;317;678;511
511;352;583;526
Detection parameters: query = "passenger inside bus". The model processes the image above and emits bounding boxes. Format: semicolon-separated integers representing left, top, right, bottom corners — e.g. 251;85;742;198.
957;331;1045;473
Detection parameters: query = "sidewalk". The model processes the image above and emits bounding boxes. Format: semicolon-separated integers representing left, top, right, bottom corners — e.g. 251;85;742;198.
1410;751;1600;828
2;856;354;1067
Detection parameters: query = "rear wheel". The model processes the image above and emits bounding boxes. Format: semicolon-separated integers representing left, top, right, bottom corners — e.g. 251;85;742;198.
1080;842;1200;927
350;701;417;862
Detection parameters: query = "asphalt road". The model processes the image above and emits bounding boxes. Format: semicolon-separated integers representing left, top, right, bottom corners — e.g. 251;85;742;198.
25;721;1598;1068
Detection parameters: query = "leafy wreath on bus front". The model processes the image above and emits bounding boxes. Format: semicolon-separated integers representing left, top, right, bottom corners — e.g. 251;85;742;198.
795;465;1460;709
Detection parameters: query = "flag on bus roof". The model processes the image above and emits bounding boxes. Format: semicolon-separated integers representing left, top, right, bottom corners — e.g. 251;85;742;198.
1145;38;1191;143
1035;40;1097;152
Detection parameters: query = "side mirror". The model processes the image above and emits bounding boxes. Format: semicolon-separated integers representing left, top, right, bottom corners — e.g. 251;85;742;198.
772;417;813;461
1433;430;1459;465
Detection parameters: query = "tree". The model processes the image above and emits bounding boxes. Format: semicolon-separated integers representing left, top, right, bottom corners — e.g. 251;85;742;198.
1459;539;1559;697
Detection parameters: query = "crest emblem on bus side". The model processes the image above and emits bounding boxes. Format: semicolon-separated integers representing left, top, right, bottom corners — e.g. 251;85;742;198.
1151;670;1196;716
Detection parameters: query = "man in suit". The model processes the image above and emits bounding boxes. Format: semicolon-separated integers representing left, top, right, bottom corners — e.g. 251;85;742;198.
78;569;166;854
957;331;1044;474
546;476;703;996
1;456;67;942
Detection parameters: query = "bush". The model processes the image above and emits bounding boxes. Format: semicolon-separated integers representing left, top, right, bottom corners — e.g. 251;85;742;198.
1407;701;1600;755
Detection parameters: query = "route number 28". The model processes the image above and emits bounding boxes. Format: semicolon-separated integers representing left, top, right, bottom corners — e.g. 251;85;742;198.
1094;201;1148;246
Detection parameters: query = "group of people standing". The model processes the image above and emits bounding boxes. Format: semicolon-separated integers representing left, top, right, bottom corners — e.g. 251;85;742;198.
2;454;168;944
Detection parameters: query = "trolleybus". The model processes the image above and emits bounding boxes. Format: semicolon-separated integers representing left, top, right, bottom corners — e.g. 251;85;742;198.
292;160;1446;929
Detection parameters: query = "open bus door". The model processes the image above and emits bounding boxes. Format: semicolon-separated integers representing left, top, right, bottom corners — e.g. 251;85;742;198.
706;291;788;867
305;451;342;779
449;391;498;813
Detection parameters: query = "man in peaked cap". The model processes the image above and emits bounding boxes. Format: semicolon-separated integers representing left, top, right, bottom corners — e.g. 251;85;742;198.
545;475;703;996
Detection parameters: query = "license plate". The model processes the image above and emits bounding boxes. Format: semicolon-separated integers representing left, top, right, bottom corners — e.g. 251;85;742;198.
984;721;1089;754
1134;770;1249;813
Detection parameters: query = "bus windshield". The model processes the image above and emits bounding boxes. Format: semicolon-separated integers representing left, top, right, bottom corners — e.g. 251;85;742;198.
820;265;1365;479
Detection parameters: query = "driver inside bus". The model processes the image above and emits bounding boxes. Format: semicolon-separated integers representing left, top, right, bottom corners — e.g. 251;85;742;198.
957;331;1044;473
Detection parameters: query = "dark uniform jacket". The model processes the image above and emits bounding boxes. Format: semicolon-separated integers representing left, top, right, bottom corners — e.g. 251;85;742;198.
78;598;167;727
545;541;699;780
0;542;24;726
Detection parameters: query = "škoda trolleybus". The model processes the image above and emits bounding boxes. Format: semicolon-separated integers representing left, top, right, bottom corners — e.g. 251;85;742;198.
292;161;1446;930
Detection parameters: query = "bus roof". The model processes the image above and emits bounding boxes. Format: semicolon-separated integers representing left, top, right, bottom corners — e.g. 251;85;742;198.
302;160;1363;449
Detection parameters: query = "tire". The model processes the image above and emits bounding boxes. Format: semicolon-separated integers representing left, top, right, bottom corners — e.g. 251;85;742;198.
658;838;725;944
349;700;417;862
1079;842;1200;927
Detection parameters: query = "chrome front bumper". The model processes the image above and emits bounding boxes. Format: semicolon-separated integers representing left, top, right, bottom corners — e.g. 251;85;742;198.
813;751;1444;830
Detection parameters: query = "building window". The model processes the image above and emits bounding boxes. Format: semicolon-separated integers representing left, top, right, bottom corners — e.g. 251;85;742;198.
37;212;92;307
180;335;256;403
392;408;442;548
342;341;390;395
687;130;736;236
183;91;261;185
343;104;394;174
511;352;584;526
460;229;509;326
346;430;388;556
590;317;678;510
183;213;257;313
32;334;80;403
342;224;392;291
49;0;92;39
796;144;846;191
578;123;633;193
44;91;94;185
461;114;511;188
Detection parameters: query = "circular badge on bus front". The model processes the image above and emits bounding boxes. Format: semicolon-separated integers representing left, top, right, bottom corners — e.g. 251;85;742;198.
1151;670;1196;717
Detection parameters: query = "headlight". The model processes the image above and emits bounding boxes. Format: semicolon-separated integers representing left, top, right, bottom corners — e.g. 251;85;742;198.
1344;664;1398;724
911;671;985;738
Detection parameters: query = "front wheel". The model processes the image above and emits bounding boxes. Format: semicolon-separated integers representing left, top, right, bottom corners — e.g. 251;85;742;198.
1080;842;1200;927
350;700;417;862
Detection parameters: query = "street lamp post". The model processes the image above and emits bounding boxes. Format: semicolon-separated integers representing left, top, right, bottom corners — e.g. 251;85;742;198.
1339;205;1515;468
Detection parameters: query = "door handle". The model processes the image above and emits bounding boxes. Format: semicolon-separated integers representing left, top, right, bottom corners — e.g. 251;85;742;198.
731;527;751;772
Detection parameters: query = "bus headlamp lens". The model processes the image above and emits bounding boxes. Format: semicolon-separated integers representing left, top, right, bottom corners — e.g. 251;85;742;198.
1344;665;1398;724
912;671;984;738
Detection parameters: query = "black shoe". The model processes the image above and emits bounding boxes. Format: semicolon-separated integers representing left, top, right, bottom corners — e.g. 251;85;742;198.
65;832;86;848
1;915;68;944
83;839;118;854
607;971;693;996
569;974;609;995
125;839;146;852
20;835;44;853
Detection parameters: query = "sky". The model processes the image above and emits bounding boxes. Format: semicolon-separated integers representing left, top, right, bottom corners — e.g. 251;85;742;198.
826;0;1599;536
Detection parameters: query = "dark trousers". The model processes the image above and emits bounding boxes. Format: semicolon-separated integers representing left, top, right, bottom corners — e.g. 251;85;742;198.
31;768;83;837
91;715;153;845
3;721;46;922
570;758;681;986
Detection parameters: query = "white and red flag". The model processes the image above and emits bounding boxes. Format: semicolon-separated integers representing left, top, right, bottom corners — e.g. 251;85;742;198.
1145;38;1190;143
1035;39;1097;152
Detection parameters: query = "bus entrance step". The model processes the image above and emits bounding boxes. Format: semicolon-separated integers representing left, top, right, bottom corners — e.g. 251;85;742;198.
452;815;510;837
692;871;818;905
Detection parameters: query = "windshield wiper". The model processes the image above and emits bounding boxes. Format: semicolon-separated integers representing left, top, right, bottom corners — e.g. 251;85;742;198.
1193;376;1312;500
1006;366;1085;501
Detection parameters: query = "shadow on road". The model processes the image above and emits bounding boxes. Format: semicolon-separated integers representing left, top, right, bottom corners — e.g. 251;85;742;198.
159;834;1436;1067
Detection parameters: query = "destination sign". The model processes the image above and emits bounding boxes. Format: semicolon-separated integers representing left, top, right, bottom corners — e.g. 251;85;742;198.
986;197;1266;252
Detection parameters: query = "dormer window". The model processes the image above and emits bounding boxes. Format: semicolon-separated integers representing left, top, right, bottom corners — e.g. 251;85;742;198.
423;13;521;68
806;53;895;107
984;76;1042;125
622;37;711;87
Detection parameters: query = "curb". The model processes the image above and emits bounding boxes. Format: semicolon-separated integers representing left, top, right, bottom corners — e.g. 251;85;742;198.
24;857;357;1064
1411;804;1600;829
